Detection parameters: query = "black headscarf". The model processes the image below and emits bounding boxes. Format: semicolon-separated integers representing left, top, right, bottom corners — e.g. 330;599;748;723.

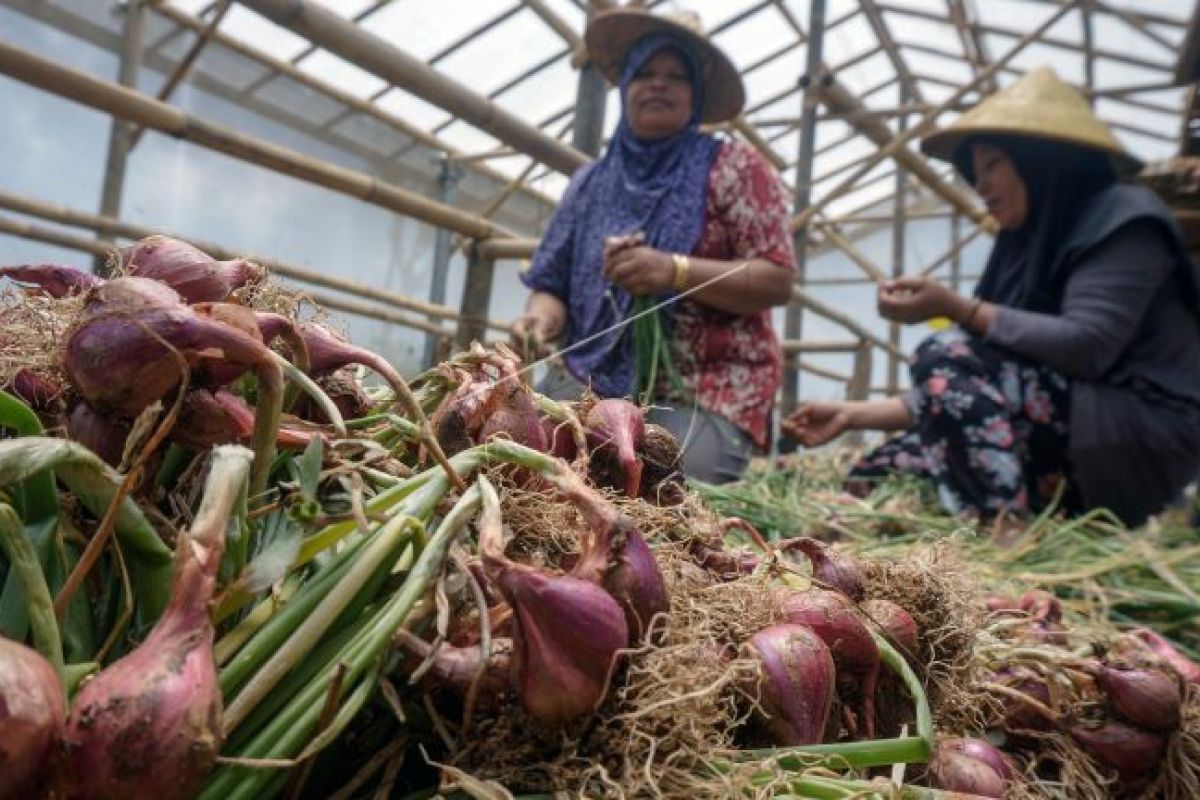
957;135;1116;314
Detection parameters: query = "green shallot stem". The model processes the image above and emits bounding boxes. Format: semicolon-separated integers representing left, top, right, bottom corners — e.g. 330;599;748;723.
0;503;64;680
273;352;346;436
63;661;98;694
214;574;300;666
0;438;174;619
201;484;484;800
222;513;420;732
249;358;284;502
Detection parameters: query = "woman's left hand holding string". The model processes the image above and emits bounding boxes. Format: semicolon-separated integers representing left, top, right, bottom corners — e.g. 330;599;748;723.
877;275;969;324
604;243;676;297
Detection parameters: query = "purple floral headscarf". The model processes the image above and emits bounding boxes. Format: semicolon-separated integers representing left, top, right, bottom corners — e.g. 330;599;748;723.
521;32;722;397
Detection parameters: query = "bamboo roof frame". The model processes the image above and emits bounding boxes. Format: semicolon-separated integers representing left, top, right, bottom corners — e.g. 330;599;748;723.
4;0;1187;231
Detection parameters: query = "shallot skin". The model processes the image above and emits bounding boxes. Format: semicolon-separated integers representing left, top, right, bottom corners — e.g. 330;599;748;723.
0;637;65;800
52;584;222;800
746;623;836;746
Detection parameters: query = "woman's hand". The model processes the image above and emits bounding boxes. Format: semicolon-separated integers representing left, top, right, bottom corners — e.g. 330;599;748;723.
509;314;555;358
877;275;965;325
781;402;853;447
604;244;676;297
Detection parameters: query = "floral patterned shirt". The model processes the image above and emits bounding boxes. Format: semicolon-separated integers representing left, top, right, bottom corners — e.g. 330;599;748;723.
666;138;795;448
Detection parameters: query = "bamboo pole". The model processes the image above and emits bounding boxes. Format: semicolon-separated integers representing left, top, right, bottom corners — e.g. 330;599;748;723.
920;225;985;278
781;340;862;354
0;188;508;332
0;39;521;243
791;287;905;362
790;0;1078;234
236;0;588;177
0;214;115;258
784;357;851;385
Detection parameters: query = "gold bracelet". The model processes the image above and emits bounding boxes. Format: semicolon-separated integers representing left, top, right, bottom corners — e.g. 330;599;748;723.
962;297;982;327
671;253;691;292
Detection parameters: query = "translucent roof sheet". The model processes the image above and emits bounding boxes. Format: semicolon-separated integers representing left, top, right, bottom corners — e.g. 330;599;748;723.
15;0;1198;229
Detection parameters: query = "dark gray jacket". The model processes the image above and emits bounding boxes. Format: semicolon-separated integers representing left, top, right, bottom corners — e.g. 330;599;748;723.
986;186;1200;525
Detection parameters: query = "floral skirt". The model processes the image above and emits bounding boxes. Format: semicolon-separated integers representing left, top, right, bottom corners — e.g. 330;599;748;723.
849;329;1078;519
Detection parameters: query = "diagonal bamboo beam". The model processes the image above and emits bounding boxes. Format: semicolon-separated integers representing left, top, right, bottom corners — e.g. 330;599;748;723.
236;0;588;176
767;3;977;225
945;0;996;96
1096;1;1177;52
791;0;1080;234
860;0;924;103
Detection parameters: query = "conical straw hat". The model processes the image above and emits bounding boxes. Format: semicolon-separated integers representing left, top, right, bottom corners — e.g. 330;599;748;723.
585;8;745;124
921;67;1141;173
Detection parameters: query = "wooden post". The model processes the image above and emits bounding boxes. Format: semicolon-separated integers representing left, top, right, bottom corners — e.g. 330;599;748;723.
950;212;963;293
571;3;608;158
456;244;496;349
888;85;908;395
95;0;145;275
782;0;826;425
848;340;874;402
423;158;463;367
845;339;873;446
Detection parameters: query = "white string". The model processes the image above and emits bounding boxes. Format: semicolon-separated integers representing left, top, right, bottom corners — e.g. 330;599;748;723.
455;259;753;404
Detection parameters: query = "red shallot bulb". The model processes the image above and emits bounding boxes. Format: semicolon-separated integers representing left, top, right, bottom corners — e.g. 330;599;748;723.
1082;658;1183;731
52;446;252;800
0;636;65;800
394;630;513;709
777;588;880;738
585;398;645;498
65;288;278;418
929;737;1010;797
859;597;919;659
781;536;866;601
1129;628;1200;685
0;263;103;297
121;236;263;303
1066;720;1166;783
478;478;627;725
745;623;836;746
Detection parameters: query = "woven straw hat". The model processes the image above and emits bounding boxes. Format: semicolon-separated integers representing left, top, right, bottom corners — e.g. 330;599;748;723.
585;7;745;124
921;67;1142;174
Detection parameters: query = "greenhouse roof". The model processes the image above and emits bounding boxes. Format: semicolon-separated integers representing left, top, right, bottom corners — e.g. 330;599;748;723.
6;0;1197;232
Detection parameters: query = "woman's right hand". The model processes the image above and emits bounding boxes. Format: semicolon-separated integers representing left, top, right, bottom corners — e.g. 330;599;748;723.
781;402;853;447
509;313;555;359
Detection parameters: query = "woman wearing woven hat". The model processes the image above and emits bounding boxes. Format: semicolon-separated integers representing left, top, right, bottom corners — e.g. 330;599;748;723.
783;67;1200;529
511;8;796;484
